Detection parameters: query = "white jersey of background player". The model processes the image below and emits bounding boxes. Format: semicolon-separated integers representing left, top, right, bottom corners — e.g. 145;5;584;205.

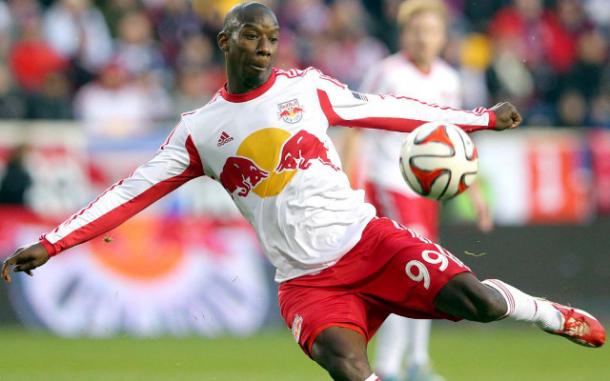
358;1;491;380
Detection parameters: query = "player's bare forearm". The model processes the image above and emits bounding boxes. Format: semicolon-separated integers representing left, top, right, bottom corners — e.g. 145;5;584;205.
2;242;50;283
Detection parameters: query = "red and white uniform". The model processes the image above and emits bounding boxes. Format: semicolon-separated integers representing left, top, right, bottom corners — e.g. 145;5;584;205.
361;54;462;241
40;67;491;281
39;67;492;353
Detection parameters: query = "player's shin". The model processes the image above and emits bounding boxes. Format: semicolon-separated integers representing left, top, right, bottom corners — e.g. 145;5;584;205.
481;279;562;330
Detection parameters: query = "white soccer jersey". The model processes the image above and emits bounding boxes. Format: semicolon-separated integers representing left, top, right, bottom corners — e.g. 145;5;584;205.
40;67;494;282
361;54;462;193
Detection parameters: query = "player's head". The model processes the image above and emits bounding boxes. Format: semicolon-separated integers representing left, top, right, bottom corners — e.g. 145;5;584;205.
397;0;448;68
217;2;279;90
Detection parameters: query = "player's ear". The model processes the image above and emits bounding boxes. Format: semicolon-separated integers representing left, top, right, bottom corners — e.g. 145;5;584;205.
217;31;230;53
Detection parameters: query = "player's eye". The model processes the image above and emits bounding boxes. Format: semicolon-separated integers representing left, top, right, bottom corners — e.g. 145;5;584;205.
269;37;278;43
244;33;258;40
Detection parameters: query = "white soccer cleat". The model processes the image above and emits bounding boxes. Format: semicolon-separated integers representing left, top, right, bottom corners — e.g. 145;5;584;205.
543;303;606;348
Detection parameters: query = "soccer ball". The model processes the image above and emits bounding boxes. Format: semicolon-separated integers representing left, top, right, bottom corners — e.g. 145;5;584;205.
399;122;478;200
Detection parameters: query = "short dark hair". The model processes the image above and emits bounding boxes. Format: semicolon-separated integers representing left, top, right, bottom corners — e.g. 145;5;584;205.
221;2;277;36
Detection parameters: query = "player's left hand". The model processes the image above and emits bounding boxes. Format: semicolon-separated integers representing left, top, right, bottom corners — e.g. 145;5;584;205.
2;242;50;283
491;102;522;130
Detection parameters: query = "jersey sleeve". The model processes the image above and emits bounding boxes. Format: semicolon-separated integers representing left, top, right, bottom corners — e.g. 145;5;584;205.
39;118;205;256
313;69;495;132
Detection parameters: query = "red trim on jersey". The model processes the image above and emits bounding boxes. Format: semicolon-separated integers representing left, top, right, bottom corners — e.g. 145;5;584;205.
316;89;489;133
220;69;277;103
488;110;496;128
40;136;204;256
39;236;56;256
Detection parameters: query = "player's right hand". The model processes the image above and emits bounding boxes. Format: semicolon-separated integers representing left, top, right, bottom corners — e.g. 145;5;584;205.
2;243;50;283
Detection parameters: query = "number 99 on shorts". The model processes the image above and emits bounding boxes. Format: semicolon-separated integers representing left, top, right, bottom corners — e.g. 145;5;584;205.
405;244;465;290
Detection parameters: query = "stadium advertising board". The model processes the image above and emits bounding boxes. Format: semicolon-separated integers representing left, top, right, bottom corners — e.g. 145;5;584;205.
0;209;270;337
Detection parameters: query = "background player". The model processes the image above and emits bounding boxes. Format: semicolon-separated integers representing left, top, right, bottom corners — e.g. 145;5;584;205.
1;3;604;381
344;1;491;380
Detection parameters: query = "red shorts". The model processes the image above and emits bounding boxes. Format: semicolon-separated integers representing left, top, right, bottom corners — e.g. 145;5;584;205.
366;182;439;242
278;217;471;357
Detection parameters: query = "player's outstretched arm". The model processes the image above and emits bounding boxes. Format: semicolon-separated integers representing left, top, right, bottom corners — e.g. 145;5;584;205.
313;68;522;133
2;243;49;283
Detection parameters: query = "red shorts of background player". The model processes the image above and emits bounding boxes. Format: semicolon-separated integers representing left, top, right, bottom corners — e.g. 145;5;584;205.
278;217;470;357
366;182;439;242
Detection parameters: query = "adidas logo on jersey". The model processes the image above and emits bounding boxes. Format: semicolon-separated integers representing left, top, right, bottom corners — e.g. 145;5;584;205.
217;131;234;147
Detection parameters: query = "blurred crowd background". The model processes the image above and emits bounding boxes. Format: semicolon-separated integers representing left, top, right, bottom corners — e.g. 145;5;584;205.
0;0;608;139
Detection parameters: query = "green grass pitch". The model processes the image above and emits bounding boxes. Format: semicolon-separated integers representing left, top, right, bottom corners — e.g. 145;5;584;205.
0;324;608;381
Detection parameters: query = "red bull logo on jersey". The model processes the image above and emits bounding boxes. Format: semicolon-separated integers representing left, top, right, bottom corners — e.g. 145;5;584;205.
219;128;339;198
276;130;340;172
219;157;269;197
278;99;304;124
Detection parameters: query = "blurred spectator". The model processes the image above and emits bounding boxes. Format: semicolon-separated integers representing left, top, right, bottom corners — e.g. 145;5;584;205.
563;30;608;99
489;0;547;67
172;68;218;117
0;0;11;58
175;33;214;71
134;70;173;123
74;61;156;138
115;10;166;76
9;12;68;93
557;89;587;127
310;0;388;87
98;0;143;37
25;71;73;119
458;33;491;108
0;65;25;119
43;0;113;81
542;0;593;74
591;92;610;128
0;145;32;206
585;0;610;29
149;0;203;68
485;30;535;111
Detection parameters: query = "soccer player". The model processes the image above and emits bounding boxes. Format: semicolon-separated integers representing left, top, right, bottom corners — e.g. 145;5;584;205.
353;1;490;380
2;4;604;381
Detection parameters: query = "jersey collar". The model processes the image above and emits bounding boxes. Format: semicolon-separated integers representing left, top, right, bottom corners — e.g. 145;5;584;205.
402;53;433;76
220;68;277;103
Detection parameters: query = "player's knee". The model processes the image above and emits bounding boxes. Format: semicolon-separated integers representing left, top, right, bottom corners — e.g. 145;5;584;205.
437;273;506;322
471;285;506;322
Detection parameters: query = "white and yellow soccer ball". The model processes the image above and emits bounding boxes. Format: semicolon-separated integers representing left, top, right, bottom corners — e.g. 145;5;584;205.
399;121;478;200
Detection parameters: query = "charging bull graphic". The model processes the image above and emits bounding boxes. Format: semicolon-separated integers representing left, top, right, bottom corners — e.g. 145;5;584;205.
219;128;339;198
220;157;269;197
276;130;340;172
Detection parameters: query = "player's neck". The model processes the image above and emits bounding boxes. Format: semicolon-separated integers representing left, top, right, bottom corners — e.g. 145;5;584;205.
226;69;274;94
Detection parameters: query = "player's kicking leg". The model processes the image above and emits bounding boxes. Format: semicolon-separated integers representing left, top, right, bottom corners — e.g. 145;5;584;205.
434;272;606;348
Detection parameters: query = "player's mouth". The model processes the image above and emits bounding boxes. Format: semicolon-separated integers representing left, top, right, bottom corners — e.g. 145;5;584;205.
248;63;268;72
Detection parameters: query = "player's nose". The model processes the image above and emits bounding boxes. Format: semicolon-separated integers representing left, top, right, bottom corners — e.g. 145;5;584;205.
256;37;273;56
